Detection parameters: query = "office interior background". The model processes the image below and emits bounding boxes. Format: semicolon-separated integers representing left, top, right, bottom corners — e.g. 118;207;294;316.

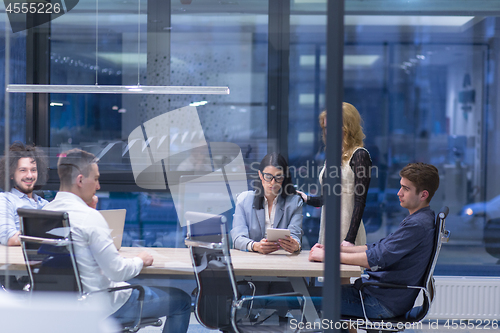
1;0;500;322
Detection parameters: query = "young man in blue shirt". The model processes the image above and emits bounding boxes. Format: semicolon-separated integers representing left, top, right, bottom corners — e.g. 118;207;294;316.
310;162;440;318
0;142;49;246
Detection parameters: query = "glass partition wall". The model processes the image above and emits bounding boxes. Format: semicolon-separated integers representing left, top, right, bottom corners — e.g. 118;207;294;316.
42;1;272;249
289;1;500;277
2;0;500;324
4;1;274;248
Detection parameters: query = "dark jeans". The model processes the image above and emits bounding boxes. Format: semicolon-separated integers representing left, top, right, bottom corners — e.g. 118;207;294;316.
340;284;395;318
306;284;395;333
339;284;395;333
240;281;396;332
112;286;191;333
307;283;394;318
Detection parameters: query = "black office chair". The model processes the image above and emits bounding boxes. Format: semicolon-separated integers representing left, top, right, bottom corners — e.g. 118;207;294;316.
17;208;162;333
184;211;306;333
484;217;500;264
340;206;450;333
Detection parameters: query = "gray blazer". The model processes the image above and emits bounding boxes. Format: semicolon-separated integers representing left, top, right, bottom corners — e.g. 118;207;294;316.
231;191;304;251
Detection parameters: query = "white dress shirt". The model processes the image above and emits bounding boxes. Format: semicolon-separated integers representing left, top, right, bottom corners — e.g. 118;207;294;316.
246;195;278;252
43;191;143;316
263;195;278;237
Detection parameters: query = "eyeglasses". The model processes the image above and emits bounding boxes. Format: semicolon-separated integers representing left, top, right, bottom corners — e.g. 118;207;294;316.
262;172;285;183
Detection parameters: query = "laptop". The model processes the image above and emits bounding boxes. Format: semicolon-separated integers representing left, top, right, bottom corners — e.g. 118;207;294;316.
99;209;127;250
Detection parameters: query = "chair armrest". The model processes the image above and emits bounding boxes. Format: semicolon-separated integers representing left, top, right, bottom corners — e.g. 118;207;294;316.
19;235;70;246
243;291;304;302
357;281;412;290
108;284;145;301
82;284;145;301
185;239;223;250
356;281;428;293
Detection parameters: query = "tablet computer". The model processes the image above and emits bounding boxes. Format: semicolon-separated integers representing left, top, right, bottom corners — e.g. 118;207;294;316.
266;228;290;242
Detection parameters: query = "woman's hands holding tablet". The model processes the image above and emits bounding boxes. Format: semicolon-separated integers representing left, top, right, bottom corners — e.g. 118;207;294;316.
252;235;300;254
252;239;280;254
278;235;300;253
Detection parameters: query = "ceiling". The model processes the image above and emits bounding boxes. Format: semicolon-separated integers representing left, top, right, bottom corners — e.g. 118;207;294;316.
1;0;499;36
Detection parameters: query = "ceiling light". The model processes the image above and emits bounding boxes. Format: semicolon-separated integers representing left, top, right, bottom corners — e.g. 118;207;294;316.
7;84;230;95
291;15;474;28
345;15;474;27
189;101;208;106
300;55;379;67
344;55;379;66
97;52;147;66
294;0;325;3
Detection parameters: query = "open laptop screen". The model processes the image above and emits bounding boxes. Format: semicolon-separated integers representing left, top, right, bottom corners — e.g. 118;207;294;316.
99;209;127;250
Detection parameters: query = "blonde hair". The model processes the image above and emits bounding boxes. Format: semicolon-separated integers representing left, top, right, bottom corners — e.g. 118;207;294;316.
342;102;365;163
319;102;365;164
319;110;327;145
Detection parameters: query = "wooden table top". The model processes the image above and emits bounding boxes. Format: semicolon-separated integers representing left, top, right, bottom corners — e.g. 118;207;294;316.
0;245;361;278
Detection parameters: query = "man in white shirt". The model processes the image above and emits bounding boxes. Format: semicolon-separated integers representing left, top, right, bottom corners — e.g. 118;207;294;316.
43;148;190;333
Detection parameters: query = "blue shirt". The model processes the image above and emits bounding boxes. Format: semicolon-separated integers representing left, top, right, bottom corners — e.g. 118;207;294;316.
0;188;49;244
364;206;435;316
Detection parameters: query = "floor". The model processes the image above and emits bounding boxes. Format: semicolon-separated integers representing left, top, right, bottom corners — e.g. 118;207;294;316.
134;314;218;333
404;320;500;333
138;316;500;333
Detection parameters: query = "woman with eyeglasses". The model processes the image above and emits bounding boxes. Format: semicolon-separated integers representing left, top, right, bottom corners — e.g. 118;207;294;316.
297;102;371;262
231;152;303;254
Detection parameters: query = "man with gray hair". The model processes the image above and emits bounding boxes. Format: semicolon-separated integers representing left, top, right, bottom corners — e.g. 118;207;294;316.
43;148;191;332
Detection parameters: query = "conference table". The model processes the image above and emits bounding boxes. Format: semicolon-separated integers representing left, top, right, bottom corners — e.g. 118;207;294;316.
120;247;361;278
0;245;361;323
1;245;360;276
0;245;361;277
122;247;361;323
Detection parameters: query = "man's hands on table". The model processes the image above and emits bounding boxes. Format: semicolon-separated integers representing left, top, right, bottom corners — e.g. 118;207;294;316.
137;251;154;267
309;243;325;262
308;242;369;268
341;240;355;247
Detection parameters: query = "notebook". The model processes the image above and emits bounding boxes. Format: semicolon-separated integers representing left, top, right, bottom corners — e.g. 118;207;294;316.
99;209;127;250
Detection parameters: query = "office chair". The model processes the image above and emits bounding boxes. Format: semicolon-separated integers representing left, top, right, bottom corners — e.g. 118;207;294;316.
17;208;162;333
340;206;450;333
484;217;500;264
184;211;306;333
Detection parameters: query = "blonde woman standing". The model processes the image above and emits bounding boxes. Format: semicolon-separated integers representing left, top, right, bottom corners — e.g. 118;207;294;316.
298;102;372;261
